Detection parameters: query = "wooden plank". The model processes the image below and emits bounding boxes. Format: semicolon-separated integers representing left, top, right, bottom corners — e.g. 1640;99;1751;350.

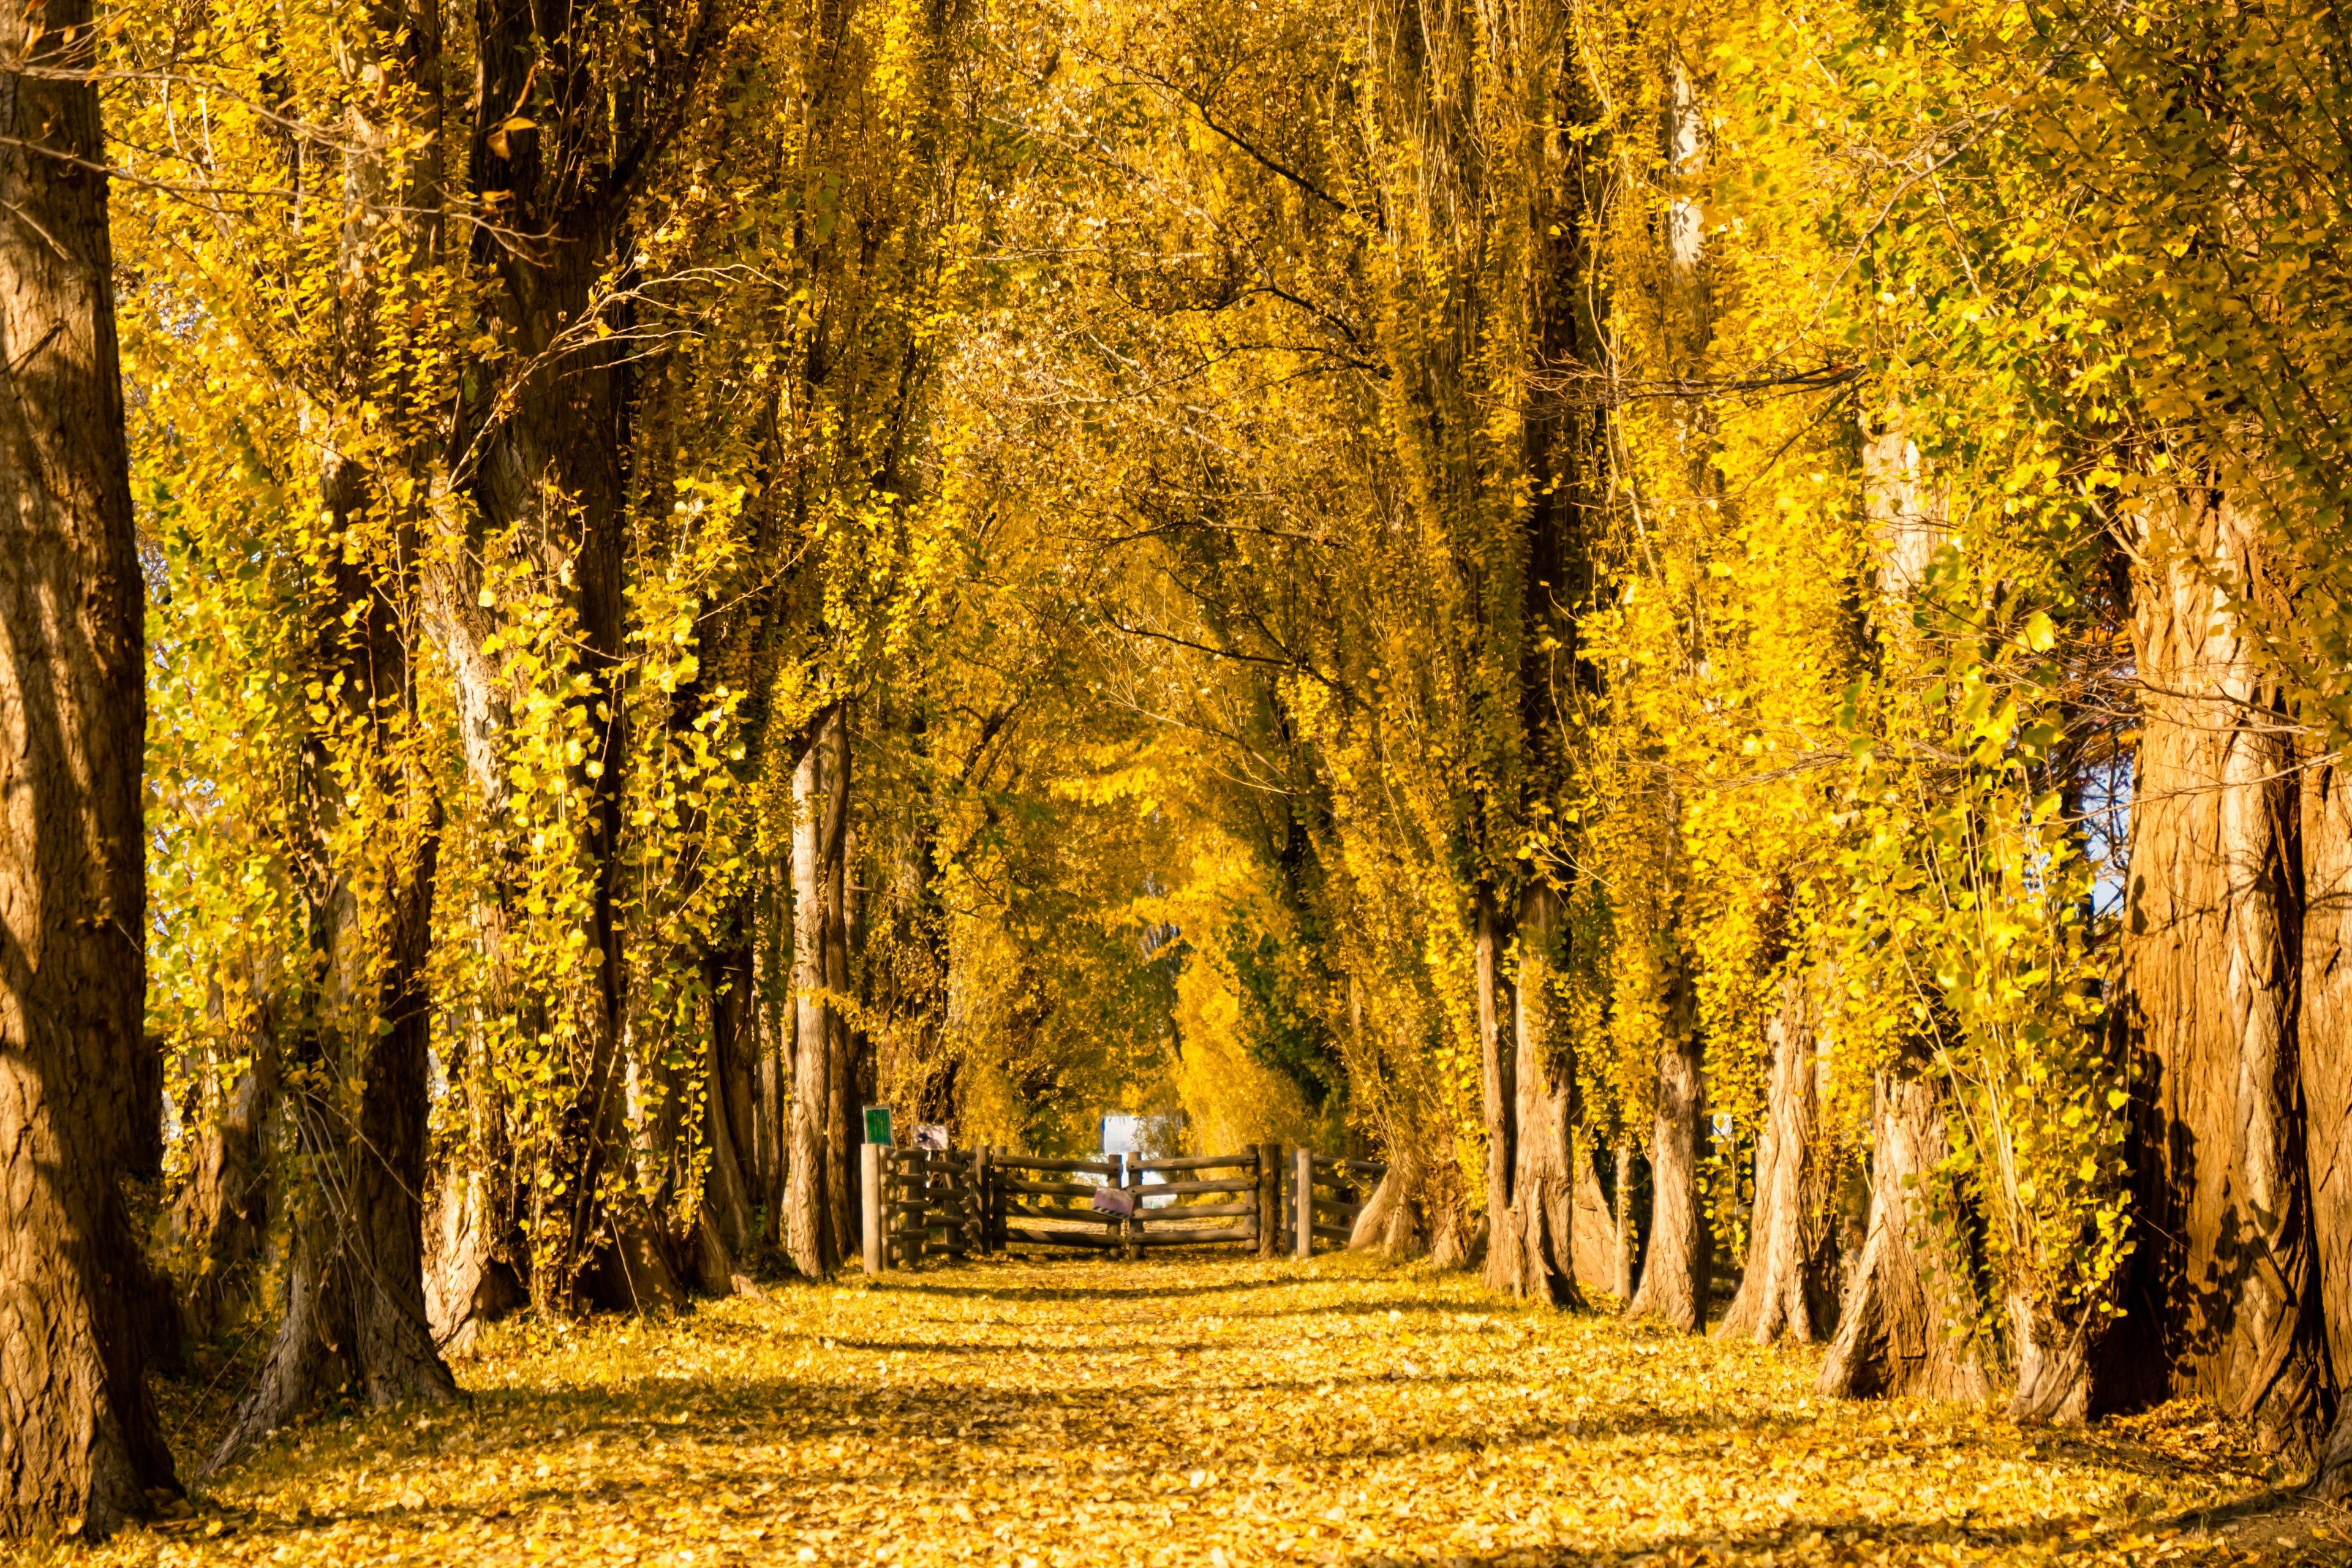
884;1199;933;1216
1134;1200;1255;1220
1001;1225;1123;1249
984;1145;1000;1250
942;1174;970;1255
993;1156;1121;1176
1129;1153;1257;1173
1136;1226;1260;1246
1294;1144;1313;1260
1004;1178;1102;1199
1316;1199;1365;1220
1341;1158;1386;1175
1311;1223;1351;1242
1257;1142;1280;1259
1003;1200;1120;1226
1140;1177;1256;1196
974;1145;993;1256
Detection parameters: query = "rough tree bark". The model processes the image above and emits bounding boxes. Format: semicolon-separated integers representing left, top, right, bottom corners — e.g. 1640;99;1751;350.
1717;968;1839;1343
2302;752;2352;1498
2111;487;2326;1453
785;703;851;1278
1626;1006;1709;1330
0;4;182;1530
1350;1148;1431;1257
1819;1068;1997;1401
694;923;760;1291
1569;1148;1617;1291
422;1109;522;1354
753;859;791;1230
1474;886;1513;1275
1613;1144;1640;1300
828;797;861;1269
1486;883;1583;1305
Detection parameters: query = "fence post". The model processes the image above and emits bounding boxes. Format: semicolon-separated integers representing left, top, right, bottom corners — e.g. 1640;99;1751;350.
984;1146;998;1250
1117;1152;1136;1261
862;1142;884;1275
972;1145;990;1256
1294;1145;1313;1259
938;1151;962;1259
1256;1142;1279;1259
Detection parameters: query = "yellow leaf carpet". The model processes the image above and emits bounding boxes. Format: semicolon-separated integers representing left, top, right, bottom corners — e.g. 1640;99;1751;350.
70;1253;2351;1566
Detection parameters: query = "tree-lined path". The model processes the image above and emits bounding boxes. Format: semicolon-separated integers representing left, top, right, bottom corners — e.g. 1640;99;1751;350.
12;0;2352;1548
70;1256;2347;1567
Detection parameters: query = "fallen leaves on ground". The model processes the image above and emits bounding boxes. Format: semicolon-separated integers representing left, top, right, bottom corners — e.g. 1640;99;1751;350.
57;1251;2352;1566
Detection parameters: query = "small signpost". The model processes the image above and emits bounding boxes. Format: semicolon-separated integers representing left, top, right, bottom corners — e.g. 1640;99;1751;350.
861;1106;891;1276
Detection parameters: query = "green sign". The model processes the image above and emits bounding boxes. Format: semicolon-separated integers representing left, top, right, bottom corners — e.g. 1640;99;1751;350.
862;1104;893;1146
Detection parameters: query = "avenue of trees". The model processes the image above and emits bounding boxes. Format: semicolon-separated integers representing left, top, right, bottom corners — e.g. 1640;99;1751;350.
4;0;2350;1539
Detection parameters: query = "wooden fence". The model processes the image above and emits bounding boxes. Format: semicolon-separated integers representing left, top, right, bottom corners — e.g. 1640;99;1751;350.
860;1142;1386;1273
862;1145;987;1272
1286;1150;1382;1260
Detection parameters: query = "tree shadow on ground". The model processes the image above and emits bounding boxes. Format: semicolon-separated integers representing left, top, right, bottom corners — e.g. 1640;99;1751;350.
880;1275;1277;1303
1339;1494;2352;1567
182;1372;1776;1558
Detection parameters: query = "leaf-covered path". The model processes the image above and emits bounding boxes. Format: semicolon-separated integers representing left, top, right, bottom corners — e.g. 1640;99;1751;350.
91;1255;2349;1567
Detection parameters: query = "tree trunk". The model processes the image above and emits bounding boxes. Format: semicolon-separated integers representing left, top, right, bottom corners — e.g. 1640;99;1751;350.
755;856;791;1234
1476;884;1513;1263
423;1128;523;1354
786;703;850;1278
416;0;708;1319
1717;968;1838;1343
2008;1288;2095;1425
1819;1069;1996;1401
172;990;281;1338
827;781;860;1267
1486;883;1582;1305
1569;1148;1617;1293
1350;1148;1430;1257
0;7;182;1532
205;846;457;1468
2303;752;2352;1498
2113;486;2326;1454
696;923;759;1289
1613;1143;1639;1300
1627;1003;1709;1330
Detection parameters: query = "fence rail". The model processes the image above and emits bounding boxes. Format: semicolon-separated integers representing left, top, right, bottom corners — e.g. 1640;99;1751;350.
860;1140;1385;1273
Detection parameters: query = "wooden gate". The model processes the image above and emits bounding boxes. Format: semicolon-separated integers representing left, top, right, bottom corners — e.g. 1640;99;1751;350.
859;1142;1385;1273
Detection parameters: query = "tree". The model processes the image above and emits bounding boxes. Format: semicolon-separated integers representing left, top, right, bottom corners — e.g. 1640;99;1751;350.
1717;967;1839;1343
2301;752;2352;1498
202;0;462;1471
2108;487;2326;1451
786;703;851;1277
1817;1066;1997;1403
0;0;179;1533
